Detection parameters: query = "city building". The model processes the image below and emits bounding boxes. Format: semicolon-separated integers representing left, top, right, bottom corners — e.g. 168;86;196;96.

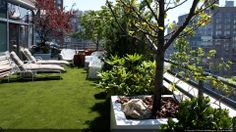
0;0;35;54
176;0;236;76
54;0;63;10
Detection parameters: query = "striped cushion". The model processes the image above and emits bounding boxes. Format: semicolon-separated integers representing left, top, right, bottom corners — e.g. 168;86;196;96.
10;51;25;70
23;49;37;63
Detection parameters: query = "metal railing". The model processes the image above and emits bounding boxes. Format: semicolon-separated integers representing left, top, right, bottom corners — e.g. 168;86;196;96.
164;59;236;110
62;42;96;50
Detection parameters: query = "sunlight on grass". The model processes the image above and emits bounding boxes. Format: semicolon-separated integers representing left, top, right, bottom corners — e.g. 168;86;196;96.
0;68;109;129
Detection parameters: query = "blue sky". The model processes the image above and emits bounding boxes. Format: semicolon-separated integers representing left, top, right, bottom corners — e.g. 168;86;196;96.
64;0;226;22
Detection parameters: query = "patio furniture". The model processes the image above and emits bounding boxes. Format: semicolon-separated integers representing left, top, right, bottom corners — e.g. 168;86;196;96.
87;57;104;79
21;48;69;66
59;49;76;61
10;51;65;80
85;51;105;68
0;52;16;81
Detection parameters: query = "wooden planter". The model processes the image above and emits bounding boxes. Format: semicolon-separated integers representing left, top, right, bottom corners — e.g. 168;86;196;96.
110;95;179;130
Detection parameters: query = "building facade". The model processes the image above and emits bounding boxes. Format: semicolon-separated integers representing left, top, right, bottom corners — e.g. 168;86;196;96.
0;0;35;55
177;1;236;76
54;0;63;10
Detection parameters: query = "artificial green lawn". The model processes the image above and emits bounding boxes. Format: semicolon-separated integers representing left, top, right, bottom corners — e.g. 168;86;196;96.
0;67;109;130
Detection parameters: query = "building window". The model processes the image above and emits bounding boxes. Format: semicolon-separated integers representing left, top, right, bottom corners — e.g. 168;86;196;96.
224;43;230;51
216;18;221;24
216;31;222;36
216;25;222;30
0;0;7;18
19;25;28;48
225;25;230;30
225;13;231;19
225;31;230;36
0;22;7;52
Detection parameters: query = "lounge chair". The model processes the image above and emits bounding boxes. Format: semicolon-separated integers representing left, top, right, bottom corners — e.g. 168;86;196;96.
10;51;65;80
21;48;69;66
0;52;17;81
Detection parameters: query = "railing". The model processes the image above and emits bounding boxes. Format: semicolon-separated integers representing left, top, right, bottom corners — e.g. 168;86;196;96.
62;42;96;50
164;59;236;111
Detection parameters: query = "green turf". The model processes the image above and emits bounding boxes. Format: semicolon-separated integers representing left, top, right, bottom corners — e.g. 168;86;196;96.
0;67;110;130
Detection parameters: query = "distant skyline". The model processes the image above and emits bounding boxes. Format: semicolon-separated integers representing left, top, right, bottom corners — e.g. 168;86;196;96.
64;0;229;22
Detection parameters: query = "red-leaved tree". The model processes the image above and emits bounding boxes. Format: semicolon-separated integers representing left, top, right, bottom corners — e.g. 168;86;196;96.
32;0;74;48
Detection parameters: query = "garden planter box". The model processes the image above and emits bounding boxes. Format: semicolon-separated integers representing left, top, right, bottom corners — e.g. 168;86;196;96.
110;95;179;130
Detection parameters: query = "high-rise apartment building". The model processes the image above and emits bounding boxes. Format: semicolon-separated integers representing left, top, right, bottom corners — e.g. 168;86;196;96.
177;1;236;76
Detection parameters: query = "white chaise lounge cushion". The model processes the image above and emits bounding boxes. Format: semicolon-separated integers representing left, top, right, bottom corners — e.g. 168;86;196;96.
0;65;11;73
10;51;25;70
36;60;69;65
24;48;69;65
10;51;65;72
23;64;65;72
22;48;37;63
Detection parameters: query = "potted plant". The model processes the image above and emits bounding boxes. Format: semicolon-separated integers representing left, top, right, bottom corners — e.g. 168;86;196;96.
98;54;180;129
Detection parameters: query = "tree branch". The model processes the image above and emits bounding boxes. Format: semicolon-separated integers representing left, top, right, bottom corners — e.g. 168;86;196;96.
144;0;159;22
106;0;157;51
166;0;188;11
164;0;199;50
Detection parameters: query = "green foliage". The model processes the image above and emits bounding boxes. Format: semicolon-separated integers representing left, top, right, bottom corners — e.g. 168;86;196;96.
98;54;155;96
74;10;104;50
161;97;232;131
170;37;233;96
103;4;153;59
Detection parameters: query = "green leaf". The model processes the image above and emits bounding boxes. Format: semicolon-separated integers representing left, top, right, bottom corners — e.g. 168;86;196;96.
158;26;164;30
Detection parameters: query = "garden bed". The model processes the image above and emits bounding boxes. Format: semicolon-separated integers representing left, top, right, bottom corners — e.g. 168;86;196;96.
110;95;180;130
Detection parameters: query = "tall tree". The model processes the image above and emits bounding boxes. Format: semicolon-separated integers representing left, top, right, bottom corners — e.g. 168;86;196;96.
32;0;74;48
106;0;218;116
76;10;103;50
76;6;154;58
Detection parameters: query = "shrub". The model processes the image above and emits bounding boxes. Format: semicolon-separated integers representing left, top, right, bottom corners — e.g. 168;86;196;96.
97;54;155;96
161;97;232;131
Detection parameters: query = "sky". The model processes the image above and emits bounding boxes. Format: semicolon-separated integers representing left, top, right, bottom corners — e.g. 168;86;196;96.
64;0;227;22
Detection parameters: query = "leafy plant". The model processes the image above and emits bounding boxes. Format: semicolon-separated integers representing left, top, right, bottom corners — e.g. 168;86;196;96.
106;0;219;114
98;54;155;96
161;97;232;131
170;37;234;98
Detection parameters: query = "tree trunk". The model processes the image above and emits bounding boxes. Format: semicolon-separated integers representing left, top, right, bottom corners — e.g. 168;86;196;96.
152;0;165;116
152;50;165;116
96;41;99;51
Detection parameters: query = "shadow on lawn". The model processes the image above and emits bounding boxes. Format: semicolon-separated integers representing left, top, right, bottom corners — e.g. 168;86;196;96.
0;76;61;83
83;92;110;131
